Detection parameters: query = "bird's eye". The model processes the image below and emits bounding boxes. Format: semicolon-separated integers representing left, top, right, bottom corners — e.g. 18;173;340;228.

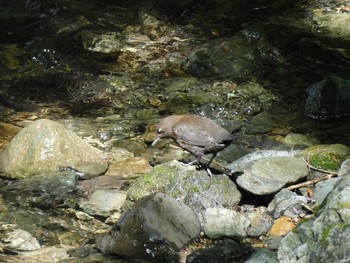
157;128;164;134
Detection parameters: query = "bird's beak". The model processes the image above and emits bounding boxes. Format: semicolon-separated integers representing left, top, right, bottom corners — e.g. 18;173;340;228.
151;136;160;147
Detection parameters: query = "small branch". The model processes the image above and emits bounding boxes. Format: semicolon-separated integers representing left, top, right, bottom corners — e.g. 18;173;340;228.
287;173;336;191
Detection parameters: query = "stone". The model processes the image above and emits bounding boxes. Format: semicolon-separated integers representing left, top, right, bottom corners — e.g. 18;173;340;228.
0;119;106;179
96;193;200;262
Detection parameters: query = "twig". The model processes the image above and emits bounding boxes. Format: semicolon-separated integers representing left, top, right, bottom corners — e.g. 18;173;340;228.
287;173;336;191
287;157;338;190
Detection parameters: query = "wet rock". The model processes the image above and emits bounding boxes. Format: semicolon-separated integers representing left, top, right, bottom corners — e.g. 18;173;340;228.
2;229;40;251
78;175;129;195
278;175;350;262
186;238;253;263
245;111;273;134
233;156;308;195
1;171;78;208
12;245;73;262
105;157;151;178
283;133;319;147
245;248;279;263
128;160;241;225
80;31;123;54
0;122;21;150
96;192;201;262
304;76;350;120
0;119;106;179
267;189;312;219
187;25;284;79
79;189;127;217
61;163;108;180
297;144;350;172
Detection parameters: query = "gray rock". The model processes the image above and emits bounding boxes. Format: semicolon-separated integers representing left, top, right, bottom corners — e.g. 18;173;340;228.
204;208;250;238
339;158;350;176
245;248;279;263
228;150;300;172
0;171;78;208
278;175;350;262
127;160;241;225
0;119;106;179
245;111;273;134
313;177;342;205
79;189;127;217
96;193;200;262
267;189;312;219
3;229;40;251
235;156;308;195
186;239;253;263
204;207;272;238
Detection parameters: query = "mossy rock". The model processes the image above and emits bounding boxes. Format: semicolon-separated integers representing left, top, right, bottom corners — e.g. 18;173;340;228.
298;144;350;172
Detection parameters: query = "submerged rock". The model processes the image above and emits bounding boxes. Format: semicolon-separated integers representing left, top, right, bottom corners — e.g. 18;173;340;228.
304;76;350;120
0;119;106;179
96;192;200;262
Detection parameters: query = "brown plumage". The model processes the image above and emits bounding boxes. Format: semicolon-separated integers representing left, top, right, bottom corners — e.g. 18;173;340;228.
152;115;236;173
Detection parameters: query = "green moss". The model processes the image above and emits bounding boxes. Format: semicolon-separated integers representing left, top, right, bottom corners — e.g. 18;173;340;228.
310;152;347;171
320;225;333;247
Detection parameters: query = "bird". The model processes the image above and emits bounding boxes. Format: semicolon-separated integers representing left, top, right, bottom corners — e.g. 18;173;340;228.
152;115;236;175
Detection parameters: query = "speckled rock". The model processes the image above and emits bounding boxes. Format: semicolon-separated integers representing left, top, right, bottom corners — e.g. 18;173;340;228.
96;192;200;262
0;119;106;178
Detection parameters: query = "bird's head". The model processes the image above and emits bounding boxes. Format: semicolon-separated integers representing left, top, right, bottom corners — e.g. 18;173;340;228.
151;115;180;146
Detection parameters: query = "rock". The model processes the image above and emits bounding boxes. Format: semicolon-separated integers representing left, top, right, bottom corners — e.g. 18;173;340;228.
204;208;250;238
14;245;73;262
78;175;129;195
127;160;241;225
79;189;127;217
297;144;350;172
62;163;109;180
267;189;312;219
278;175;350;262
187;25;284;78
186;239;253;263
269;216;296;237
0;171;78;208
245;111;273;134
80;31;123;53
204;207;272;239
305;76;350;120
283;133;319;147
96;193;201;262
245;248;279;263
339;159;350;176
234;157;308;195
312;177;342;205
2;229;40;251
0;119;106;179
105;157;151;178
228;150;300;172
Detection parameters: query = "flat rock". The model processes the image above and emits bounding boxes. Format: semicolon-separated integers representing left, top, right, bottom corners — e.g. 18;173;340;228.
235;156;308;195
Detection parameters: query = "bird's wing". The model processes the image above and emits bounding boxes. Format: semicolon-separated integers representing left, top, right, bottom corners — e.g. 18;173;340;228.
173;124;218;148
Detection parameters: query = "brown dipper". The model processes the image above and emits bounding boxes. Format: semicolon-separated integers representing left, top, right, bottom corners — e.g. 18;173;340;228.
152;115;236;174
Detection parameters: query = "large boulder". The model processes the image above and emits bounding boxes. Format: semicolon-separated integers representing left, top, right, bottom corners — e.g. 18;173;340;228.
96;192;201;262
0;119;106;178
